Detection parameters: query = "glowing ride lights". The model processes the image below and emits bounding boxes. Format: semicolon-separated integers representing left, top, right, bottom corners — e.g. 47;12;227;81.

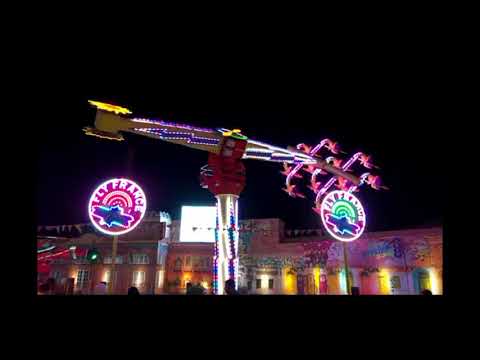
88;100;132;115
88;178;147;236
214;194;240;294
320;190;366;242
85;101;388;293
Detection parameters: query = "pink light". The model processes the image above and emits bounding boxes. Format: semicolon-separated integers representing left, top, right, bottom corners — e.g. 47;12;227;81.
286;140;330;188
102;191;133;208
88;178;147;236
315;152;364;204
348;172;371;193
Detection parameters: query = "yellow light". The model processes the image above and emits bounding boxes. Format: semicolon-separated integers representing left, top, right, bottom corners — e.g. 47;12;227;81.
284;268;296;294
222;129;243;137
428;268;441;295
103;271;110;283
202;281;209;289
88;100;132;115
378;268;391;295
260;274;269;289
182;272;192;287
83;127;125;141
313;267;321;294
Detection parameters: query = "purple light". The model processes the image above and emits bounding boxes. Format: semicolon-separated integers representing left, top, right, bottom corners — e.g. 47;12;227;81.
286;139;330;188
133;128;220;146
131;118;215;133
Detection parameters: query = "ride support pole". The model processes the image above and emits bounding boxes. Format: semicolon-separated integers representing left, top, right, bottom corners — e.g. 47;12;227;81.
343;242;352;295
109;235;118;295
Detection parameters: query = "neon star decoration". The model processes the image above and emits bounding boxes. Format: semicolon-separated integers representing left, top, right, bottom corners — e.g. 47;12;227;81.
320;190;366;242
88;178;147;236
325;213;361;236
91;205;135;228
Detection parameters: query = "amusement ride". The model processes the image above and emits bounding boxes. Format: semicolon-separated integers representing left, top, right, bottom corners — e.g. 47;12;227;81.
75;101;388;294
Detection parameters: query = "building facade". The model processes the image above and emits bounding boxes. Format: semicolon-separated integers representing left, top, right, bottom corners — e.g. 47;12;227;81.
38;211;170;295
235;219;442;295
38;214;442;295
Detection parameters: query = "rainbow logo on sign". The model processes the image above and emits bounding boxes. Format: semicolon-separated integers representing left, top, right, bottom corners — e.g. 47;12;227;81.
320;190;366;242
88;178;147;236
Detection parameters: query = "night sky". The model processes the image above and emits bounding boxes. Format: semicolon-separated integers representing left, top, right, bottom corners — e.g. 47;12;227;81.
37;94;443;232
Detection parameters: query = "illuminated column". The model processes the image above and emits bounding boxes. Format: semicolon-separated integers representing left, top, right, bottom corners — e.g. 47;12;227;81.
214;194;239;295
428;267;442;295
351;268;361;290
339;269;348;295
313;267;321;295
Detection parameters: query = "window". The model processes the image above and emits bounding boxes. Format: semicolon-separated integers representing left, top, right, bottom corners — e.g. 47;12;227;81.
132;271;146;287
200;257;210;269
256;279;261;289
268;279;274;289
156;270;164;289
247;281;252;290
185;256;191;266
76;270;89;288
390;276;401;289
104;256;123;264
103;271;118;285
192;256;199;267
131;254;149;264
174;257;183;271
53;271;62;280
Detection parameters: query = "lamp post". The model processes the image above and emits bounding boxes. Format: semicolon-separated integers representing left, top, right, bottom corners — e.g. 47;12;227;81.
343;242;352;295
109;235;118;294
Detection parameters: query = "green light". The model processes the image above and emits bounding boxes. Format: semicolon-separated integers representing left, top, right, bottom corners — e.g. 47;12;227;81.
87;248;100;263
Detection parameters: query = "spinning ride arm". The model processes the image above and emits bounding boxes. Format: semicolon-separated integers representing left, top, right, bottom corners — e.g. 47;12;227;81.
85;101;360;186
84;101;371;295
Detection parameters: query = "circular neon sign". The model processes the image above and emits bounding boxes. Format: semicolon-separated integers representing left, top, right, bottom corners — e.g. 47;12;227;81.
88;178;147;236
320;190;366;242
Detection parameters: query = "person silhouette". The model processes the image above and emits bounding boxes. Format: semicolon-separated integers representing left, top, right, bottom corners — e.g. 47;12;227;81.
225;279;239;295
128;286;140;295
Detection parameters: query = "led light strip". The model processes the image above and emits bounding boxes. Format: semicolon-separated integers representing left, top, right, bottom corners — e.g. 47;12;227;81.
347;172;371;193
315;152;364;204
131;118;215;133
134;128;220;145
286;139;330;189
